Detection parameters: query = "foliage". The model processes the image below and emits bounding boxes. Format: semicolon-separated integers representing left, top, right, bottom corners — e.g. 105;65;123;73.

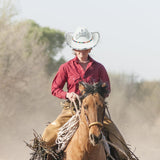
46;57;65;76
25;19;65;75
26;20;65;56
0;0;66;118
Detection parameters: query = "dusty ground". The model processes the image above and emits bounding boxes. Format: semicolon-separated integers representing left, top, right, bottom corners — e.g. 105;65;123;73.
0;77;160;160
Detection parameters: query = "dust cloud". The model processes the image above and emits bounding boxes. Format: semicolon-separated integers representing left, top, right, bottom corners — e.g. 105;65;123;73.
108;75;160;160
0;74;160;160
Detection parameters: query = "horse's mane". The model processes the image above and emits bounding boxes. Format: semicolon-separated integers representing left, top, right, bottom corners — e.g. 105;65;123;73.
80;82;109;100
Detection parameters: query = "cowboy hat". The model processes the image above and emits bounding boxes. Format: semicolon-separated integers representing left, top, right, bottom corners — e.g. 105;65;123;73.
65;27;100;50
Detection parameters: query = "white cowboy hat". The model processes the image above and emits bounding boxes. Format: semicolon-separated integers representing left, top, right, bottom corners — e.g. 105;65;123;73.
65;27;100;50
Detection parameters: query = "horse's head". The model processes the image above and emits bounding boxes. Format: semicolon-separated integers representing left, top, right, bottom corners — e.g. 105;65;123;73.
79;81;109;146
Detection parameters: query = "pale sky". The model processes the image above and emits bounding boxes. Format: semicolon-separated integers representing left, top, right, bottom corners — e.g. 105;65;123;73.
17;0;160;81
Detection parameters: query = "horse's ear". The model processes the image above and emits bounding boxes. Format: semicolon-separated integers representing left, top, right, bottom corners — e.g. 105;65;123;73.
79;82;86;95
101;82;110;98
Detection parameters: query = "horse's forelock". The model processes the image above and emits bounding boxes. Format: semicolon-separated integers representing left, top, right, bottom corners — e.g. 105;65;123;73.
80;82;109;100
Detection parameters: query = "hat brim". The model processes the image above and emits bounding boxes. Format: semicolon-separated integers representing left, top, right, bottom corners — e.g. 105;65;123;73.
65;32;100;50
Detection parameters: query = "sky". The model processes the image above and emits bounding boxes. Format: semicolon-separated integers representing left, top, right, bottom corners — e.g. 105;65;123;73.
17;0;160;81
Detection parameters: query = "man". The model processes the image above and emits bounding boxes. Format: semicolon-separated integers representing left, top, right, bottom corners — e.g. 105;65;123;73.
42;27;135;159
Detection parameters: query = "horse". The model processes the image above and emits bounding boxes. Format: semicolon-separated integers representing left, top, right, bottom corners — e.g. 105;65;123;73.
26;81;139;160
63;81;109;160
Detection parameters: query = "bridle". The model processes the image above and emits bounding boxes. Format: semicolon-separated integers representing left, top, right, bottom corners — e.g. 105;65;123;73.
82;93;105;129
71;92;105;129
89;121;103;128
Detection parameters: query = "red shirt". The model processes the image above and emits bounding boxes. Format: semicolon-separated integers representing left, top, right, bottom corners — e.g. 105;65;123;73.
51;56;111;99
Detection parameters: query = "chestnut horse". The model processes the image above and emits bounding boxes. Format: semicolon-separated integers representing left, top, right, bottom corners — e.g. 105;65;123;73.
27;82;138;160
63;82;109;160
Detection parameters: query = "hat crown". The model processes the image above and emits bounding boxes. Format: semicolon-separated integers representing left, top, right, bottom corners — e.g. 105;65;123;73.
73;27;92;42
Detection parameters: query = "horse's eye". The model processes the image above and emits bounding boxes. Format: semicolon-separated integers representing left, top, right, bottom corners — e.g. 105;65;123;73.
84;105;88;110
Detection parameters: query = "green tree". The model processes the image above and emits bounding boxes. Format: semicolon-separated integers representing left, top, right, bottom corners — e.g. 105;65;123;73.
0;0;66;118
26;20;66;76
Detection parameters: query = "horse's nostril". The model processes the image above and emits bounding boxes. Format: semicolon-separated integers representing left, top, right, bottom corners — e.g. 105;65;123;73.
90;134;101;144
90;134;94;141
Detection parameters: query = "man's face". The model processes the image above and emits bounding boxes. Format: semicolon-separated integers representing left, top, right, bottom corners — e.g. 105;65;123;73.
73;49;92;59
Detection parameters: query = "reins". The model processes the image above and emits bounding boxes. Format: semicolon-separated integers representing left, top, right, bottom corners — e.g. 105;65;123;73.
70;93;81;113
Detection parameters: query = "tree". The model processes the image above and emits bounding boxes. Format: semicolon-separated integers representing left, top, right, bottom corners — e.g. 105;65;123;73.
26;20;66;75
0;0;66;118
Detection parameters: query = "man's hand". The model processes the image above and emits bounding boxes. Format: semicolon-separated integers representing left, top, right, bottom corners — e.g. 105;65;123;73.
66;92;77;102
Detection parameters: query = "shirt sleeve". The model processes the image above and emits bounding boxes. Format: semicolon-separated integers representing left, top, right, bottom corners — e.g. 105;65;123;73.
99;64;111;97
51;64;68;99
